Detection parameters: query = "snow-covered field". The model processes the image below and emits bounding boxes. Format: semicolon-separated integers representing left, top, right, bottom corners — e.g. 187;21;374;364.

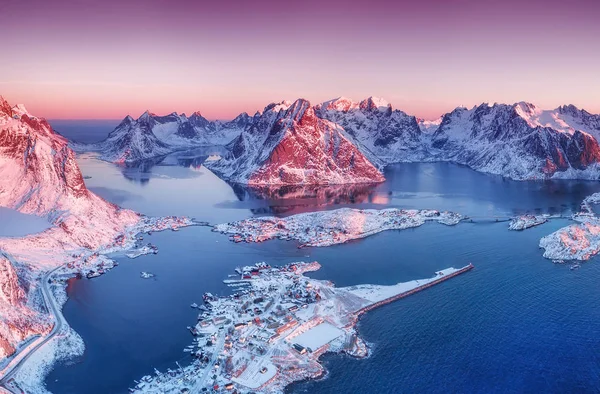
213;208;463;247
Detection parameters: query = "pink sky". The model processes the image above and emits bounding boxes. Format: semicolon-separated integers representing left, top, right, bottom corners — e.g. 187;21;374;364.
1;0;599;120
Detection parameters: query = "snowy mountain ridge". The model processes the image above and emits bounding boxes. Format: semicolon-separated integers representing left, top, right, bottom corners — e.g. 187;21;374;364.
81;109;252;163
76;96;600;181
205;98;385;185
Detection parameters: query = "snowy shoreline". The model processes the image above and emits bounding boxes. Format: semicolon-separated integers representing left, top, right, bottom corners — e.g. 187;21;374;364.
0;215;197;393
539;192;600;261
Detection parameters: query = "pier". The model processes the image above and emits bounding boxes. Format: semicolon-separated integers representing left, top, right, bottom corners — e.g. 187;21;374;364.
354;263;474;318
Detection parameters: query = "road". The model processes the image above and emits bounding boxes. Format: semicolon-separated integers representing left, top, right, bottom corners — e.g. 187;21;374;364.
0;264;67;393
189;331;225;393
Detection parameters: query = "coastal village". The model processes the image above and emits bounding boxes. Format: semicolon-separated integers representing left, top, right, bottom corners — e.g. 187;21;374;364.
131;261;473;393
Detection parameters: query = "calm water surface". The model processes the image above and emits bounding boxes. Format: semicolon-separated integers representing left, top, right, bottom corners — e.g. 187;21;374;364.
45;150;600;393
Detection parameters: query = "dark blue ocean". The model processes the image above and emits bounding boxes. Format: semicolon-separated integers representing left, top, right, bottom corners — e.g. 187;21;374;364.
46;122;600;393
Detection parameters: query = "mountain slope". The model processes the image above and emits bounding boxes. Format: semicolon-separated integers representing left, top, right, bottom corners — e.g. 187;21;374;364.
0;96;140;358
0;97;140;247
206;99;385;185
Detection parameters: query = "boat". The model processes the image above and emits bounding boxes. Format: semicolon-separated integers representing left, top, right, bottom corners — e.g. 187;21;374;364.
191;303;198;308
86;271;101;279
140;272;155;279
570;264;581;270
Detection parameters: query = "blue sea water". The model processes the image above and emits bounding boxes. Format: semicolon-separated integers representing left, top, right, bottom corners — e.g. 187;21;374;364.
43;125;600;393
48;119;120;144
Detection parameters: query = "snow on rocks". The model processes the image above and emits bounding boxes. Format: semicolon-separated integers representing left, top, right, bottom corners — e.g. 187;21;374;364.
79;111;251;164
205;99;385;185
540;192;600;261
131;261;473;394
508;215;549;230
213;208;464;247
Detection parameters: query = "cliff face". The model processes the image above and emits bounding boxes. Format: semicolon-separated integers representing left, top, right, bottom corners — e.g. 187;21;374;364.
206;99;385;185
0;96;140;250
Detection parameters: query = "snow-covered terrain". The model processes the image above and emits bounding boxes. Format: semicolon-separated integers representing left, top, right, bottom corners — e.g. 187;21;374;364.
316;97;426;163
508;215;549;231
205;99;385;185
131;261;473;393
213;208;463;247
0;96;196;391
428;102;600;180
539;192;600;261
79;110;250;164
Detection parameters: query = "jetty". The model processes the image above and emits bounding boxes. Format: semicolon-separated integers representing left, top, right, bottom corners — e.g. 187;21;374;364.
354;263;474;318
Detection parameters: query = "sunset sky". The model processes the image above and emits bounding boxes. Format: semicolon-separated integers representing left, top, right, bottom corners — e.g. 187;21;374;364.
1;0;599;120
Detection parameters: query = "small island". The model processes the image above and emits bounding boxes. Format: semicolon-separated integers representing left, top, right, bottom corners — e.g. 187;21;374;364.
508;214;549;231
213;208;464;248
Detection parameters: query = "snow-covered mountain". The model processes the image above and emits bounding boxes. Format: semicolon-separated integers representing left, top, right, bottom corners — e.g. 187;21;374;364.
316;97;425;163
0;97;139;240
73;96;600;181
205;99;385;185
0;96;140;357
428;102;600;179
88;111;251;163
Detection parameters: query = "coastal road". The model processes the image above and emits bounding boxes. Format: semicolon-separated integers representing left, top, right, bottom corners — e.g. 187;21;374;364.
0;264;67;393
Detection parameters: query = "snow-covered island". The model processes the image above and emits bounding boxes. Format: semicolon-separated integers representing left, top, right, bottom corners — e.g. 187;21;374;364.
131;261;474;393
508;215;549;231
213;208;464;248
540;192;600;261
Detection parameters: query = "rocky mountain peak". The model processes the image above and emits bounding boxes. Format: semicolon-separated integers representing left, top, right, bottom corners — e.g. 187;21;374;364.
359;96;391;112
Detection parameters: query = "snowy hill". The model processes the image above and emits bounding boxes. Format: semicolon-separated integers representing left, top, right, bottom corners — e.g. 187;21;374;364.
205;99;385;185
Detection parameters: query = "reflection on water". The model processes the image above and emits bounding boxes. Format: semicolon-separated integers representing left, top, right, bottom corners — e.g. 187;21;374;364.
229;182;385;215
98;149;600;218
117;147;227;184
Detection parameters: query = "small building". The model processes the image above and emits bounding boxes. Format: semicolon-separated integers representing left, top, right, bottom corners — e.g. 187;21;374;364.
293;343;307;354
